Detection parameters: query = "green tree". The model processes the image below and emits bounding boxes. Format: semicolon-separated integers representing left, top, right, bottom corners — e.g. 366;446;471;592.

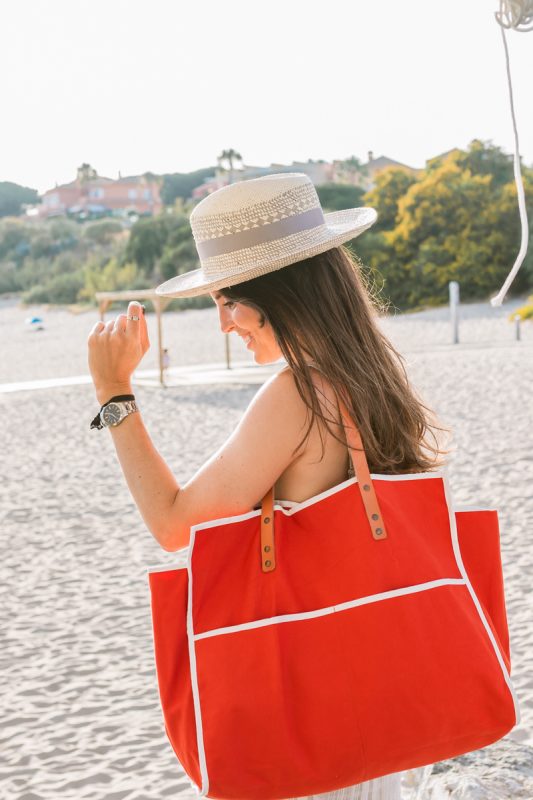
23;269;86;304
335;155;369;186
0;217;30;262
0;181;40;217
363;168;418;231
84;219;125;245
427;139;514;188
79;256;148;301
316;183;366;212
161;168;216;205
125;212;197;279
388;158;533;306
126;216;168;273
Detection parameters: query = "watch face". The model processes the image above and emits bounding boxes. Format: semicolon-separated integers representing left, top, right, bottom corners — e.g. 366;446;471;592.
102;403;122;426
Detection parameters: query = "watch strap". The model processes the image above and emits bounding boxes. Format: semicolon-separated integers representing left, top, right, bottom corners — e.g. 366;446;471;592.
90;394;136;430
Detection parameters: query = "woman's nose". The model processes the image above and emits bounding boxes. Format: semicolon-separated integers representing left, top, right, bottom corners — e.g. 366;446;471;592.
218;306;235;334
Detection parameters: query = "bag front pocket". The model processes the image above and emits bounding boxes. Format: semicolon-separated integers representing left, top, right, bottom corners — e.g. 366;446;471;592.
191;579;518;800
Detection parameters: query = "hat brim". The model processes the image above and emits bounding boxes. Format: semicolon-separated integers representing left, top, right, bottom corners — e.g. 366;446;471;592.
154;207;377;299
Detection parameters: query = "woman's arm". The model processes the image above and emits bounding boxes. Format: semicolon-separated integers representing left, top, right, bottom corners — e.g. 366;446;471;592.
88;303;307;552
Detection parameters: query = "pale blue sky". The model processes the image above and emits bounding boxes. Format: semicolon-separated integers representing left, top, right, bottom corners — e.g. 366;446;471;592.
1;0;531;194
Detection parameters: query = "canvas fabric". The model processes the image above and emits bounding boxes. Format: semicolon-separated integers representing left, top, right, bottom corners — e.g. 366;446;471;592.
147;469;518;800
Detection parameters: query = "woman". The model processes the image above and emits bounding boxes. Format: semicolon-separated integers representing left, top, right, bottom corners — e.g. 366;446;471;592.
88;173;448;799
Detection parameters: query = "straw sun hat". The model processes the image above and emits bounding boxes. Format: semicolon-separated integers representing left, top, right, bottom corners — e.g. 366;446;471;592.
155;172;378;298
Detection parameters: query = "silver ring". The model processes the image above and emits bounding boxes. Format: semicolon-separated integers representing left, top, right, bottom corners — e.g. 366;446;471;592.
127;315;140;322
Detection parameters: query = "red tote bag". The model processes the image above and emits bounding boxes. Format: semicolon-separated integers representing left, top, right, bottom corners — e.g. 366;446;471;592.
147;399;519;800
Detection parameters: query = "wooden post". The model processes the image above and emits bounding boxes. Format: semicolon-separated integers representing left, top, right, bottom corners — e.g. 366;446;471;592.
225;333;231;369
154;297;164;386
98;299;110;321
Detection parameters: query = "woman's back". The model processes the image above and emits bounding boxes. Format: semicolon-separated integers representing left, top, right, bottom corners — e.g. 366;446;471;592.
274;365;352;503
272;365;404;800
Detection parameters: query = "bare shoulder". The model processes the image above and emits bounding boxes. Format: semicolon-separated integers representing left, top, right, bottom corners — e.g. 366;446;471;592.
172;367;311;543
237;366;309;447
247;365;306;413
247;364;338;421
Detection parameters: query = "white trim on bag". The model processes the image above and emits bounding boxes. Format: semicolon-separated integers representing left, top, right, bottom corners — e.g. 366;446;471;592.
453;505;497;513
146;548;188;573
185;471;446;540
186;527;210;797
193;577;467;641
269;470;444;517
441;473;521;725
145;500;497;573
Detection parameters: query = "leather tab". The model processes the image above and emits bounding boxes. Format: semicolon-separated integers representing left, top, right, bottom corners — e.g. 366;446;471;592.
260;487;276;572
337;394;388;541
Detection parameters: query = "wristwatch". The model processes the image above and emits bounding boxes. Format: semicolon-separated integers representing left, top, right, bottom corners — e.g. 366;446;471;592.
90;394;139;430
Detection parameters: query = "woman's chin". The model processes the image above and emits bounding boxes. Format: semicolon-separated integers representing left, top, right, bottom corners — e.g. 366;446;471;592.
254;352;283;366
248;342;283;365
250;348;265;365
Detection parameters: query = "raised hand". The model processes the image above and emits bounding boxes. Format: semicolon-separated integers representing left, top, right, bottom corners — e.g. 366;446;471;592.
88;301;150;404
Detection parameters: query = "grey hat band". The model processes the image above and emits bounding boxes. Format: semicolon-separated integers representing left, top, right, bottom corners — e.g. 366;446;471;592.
196;206;325;261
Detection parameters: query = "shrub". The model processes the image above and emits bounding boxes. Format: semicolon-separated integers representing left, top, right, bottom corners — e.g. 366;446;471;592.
22;270;86;304
511;297;533;321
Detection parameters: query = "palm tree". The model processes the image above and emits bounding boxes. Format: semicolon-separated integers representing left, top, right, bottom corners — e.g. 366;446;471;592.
338;155;368;188
217;149;243;185
76;163;98;184
75;163;99;207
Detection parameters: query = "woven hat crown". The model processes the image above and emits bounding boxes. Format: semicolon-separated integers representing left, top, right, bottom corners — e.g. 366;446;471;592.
155;171;377;297
190;173;320;246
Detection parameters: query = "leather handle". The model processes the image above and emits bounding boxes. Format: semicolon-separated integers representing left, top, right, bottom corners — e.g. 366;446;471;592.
260;487;276;572
259;390;387;574
336;392;388;541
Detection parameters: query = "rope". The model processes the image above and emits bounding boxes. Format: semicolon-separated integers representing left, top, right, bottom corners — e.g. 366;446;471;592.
491;1;532;306
495;0;533;31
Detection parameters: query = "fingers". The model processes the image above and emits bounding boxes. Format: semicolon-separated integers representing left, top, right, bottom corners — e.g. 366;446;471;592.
114;313;128;333
126;301;150;352
89;320;106;336
126;302;143;334
139;307;150;352
89;303;149;350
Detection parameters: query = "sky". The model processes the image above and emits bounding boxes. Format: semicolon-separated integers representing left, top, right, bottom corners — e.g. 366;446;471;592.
0;0;532;195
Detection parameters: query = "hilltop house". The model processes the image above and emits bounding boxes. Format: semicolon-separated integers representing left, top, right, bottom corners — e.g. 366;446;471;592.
192;152;420;199
192;160;335;200
332;151;421;190
38;168;163;219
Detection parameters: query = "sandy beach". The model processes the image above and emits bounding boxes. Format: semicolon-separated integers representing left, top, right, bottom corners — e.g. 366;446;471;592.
1;295;532;799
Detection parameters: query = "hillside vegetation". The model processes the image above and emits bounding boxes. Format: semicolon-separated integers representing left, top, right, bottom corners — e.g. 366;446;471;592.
1;140;531;311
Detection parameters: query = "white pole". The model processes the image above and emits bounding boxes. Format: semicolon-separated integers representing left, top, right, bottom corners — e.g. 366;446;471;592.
449;281;460;344
514;314;521;341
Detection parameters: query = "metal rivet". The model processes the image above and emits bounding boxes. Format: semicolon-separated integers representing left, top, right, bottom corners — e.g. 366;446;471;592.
363;484;371;491
264;545;271;552
372;513;379;520
264;516;271;524
264;560;272;567
375;528;383;535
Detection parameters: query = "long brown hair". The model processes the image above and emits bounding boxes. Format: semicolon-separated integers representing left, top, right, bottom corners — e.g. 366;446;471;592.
222;245;450;474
